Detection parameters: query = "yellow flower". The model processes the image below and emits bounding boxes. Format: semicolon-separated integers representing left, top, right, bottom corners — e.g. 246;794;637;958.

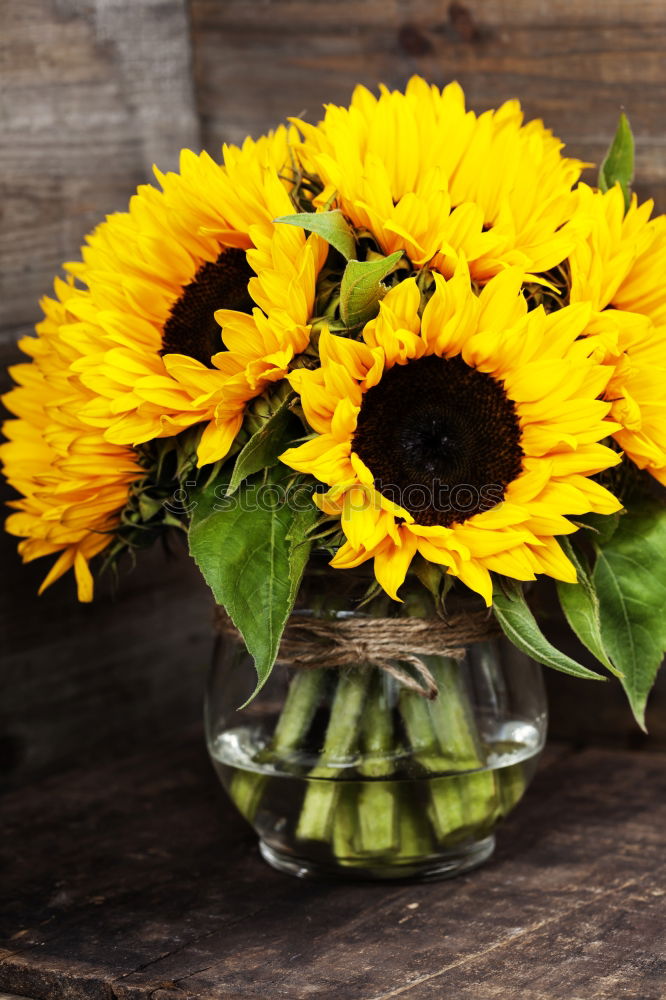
281;268;622;604
294;76;587;281
160;224;326;465
570;184;666;484
60;127;321;463
1;280;144;601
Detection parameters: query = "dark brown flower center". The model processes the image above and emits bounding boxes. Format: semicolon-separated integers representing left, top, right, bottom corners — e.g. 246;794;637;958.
352;354;523;527
161;248;254;366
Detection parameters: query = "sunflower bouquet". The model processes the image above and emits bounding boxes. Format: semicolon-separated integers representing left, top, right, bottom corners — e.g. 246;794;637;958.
3;79;666;878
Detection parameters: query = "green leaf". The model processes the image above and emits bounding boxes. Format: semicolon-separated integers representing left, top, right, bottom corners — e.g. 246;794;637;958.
556;537;621;678
226;395;297;497
274;210;356;260
188;465;318;699
598;113;635;212
492;582;605;681
339;251;403;329
592;503;666;729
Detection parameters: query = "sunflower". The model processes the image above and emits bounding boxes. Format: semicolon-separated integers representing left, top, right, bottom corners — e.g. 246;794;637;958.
569;183;666;485
60;127;322;464
294;76;588;282
159;223;326;465
1;279;144;601
281;267;622;604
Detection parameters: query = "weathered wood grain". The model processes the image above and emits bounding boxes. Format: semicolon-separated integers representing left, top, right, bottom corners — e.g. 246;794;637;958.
0;532;213;790
190;0;666;212
0;0;206;789
545;669;666;750
0;736;664;999
0;0;200;336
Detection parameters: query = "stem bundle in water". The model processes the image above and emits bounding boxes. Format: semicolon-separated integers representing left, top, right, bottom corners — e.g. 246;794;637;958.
228;655;528;869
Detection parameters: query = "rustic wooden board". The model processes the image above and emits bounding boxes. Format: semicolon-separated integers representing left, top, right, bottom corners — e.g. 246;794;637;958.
0;528;214;789
0;0;200;337
545;669;666;751
190;0;666;212
0;0;206;790
0;735;665;999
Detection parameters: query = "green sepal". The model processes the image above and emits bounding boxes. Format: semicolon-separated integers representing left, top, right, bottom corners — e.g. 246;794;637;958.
592;502;666;730
576;510;621;547
492;580;605;681
226;394;298;497
598;113;635;212
274;210;356;260
137;493;167;521
339;251;403;330
188;464;318;701
412;555;446;603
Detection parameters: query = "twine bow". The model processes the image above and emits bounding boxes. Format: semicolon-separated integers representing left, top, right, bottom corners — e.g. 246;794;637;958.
215;608;500;699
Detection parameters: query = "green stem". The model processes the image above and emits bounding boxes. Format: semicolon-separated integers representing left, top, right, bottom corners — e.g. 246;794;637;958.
427;657;499;834
231;669;325;823
354;674;398;855
331;786;358;865
273;669;326;754
399;687;467;840
425;657;484;767
456;772;498;834
426;777;468;843
395;786;432;860
297;669;370;843
296;779;338;843
359;674;395;776
355;783;399;856
229;769;266;823
498;761;527;815
399;691;453;772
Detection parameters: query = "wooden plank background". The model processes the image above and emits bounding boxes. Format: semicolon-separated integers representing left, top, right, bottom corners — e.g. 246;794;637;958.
1;0;665;787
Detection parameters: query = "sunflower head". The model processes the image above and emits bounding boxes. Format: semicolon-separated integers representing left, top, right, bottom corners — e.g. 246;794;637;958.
294;76;588;282
351;352;524;528
281;265;622;604
61;127;315;462
569;183;666;487
0;280;146;600
0;124;330;598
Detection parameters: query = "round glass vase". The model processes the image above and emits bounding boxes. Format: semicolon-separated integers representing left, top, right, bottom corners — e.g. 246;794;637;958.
205;595;547;882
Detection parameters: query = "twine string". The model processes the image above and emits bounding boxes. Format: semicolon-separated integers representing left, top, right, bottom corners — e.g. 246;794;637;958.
214;609;500;700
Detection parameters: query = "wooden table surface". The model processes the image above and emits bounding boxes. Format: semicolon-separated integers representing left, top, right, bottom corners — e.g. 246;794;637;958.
1;732;665;1000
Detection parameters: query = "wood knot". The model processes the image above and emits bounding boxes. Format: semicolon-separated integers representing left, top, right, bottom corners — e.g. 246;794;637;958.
448;3;486;44
397;23;434;57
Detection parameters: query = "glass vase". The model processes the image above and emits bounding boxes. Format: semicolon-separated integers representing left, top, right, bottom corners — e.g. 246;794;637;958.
205;578;547;882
